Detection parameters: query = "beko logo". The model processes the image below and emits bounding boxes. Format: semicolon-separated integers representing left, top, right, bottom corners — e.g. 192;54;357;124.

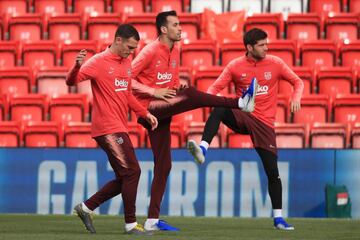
156;72;172;85
115;78;128;91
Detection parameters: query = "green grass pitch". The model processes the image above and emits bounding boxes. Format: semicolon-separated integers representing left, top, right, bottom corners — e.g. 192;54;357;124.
0;215;359;240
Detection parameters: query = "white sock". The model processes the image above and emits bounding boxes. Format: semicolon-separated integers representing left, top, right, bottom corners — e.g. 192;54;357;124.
81;202;92;213
145;218;159;226
125;222;137;232
238;97;244;108
273;209;282;218
200;141;209;150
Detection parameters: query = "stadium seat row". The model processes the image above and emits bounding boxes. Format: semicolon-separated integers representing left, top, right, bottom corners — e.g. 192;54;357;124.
1;120;359;149
1;66;360;99
0;0;359;16
1;93;359;130
1;39;360;71
0;12;360;42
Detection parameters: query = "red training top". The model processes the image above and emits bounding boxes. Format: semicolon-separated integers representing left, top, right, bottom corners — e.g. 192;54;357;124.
66;48;148;137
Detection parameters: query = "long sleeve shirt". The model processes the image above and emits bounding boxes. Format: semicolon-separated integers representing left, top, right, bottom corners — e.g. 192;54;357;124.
208;55;304;128
66;48;148;137
131;39;180;108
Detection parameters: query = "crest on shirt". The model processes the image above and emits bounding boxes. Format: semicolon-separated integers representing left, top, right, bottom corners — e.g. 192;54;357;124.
171;59;177;68
241;73;247;80
264;71;272;80
127;68;132;76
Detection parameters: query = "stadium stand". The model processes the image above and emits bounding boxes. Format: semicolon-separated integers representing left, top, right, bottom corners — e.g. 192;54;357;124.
0;0;359;149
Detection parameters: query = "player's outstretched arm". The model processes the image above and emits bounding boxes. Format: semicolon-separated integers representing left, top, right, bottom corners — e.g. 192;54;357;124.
66;49;87;86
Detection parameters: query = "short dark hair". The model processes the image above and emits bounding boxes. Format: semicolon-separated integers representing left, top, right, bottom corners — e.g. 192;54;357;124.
156;10;177;36
243;28;267;48
115;24;140;41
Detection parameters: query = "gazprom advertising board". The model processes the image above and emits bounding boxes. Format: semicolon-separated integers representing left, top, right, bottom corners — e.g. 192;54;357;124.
0;149;359;218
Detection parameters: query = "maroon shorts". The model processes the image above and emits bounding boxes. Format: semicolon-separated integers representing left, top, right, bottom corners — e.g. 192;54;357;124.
230;109;277;155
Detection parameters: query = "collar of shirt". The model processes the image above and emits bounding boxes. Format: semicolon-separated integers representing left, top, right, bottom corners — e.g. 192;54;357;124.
245;53;266;65
104;47;128;63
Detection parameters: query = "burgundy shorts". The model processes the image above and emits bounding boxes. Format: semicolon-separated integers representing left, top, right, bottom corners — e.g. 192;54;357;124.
230;109;277;155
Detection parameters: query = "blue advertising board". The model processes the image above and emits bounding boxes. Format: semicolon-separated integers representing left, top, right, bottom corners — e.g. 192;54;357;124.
0;149;359;218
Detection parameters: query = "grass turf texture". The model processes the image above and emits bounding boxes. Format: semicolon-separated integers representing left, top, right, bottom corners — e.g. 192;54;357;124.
0;215;359;240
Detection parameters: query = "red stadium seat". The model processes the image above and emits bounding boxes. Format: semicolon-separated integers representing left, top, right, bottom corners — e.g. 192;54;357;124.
36;67;70;98
23;121;60;148
193;66;225;93
333;94;360;127
151;0;183;12
220;40;246;66
179;66;192;86
48;14;82;43
0;67;32;96
340;40;360;68
0;41;19;68
0;0;28;16
178;13;200;42
181;40;217;68
269;0;302;19
286;13;321;42
112;0;145;14
33;0;67;16
226;128;254;148
276;94;289;123
185;121;222;147
310;122;347;148
275;123;307;148
169;122;183;148
172;108;205;124
9;94;47;123
73;0;107;16
22;41;58;69
125;13;157;40
317;67;355;99
292;94;330;125
0;121;21;147
325;14;359;43
348;0;360;13
244;13;283;40
61;41;97;68
300;40;336;67
278;67;314;95
229;0;263;13
190;0;224;13
351;123;360;148
8;14;43;42
128;122;145;148
49;94;88;123
308;0;342;16
0;94;8;121
64;122;97;148
267;40;296;66
86;14;122;44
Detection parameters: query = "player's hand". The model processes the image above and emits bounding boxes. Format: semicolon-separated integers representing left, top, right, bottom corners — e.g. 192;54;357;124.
75;49;87;67
146;113;158;130
153;87;176;102
290;101;301;113
178;83;188;90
